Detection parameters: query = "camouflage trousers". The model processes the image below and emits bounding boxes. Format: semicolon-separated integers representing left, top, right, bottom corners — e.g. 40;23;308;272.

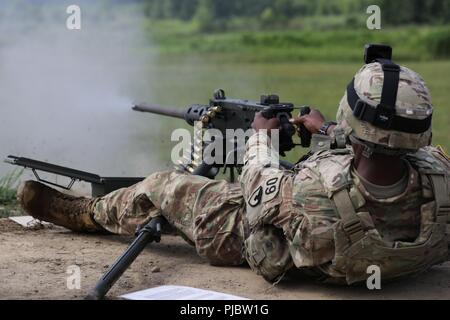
92;170;247;266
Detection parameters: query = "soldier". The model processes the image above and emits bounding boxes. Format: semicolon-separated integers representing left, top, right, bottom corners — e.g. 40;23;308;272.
17;58;450;285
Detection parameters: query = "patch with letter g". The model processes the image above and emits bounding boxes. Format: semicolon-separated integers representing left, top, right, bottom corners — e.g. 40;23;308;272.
248;186;263;207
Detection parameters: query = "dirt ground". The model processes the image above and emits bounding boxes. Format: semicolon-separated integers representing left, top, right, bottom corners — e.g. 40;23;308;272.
0;218;449;300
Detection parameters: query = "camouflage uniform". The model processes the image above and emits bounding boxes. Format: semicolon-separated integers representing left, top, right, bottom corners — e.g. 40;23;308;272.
92;63;450;284
242;134;449;283
93;171;247;266
91;130;450;284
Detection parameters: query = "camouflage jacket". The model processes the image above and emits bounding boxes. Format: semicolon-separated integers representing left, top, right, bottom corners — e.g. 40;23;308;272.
239;132;450;284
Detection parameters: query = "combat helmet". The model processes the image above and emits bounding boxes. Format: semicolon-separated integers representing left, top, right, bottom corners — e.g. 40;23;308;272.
336;44;433;156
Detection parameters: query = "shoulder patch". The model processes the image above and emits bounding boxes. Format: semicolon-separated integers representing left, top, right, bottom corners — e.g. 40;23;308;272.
245;172;284;226
247;173;283;206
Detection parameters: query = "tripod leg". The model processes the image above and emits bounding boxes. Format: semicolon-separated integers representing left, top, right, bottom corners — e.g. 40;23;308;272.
85;216;164;300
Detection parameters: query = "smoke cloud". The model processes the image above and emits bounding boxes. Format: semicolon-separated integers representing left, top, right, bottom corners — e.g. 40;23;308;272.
0;1;163;192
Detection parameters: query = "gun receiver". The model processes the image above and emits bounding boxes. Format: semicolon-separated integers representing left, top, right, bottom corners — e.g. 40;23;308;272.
5;155;144;197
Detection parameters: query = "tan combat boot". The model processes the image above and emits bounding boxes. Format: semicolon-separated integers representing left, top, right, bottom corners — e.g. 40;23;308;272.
17;180;105;233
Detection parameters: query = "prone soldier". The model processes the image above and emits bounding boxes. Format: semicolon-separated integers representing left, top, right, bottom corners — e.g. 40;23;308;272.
17;48;450;285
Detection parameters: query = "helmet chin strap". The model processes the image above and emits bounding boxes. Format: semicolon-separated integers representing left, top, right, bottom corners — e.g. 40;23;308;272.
349;134;412;158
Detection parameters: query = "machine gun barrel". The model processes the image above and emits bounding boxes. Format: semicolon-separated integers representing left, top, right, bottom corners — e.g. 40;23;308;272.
132;103;185;119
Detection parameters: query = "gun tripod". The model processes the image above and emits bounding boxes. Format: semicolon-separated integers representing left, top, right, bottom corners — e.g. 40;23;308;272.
85;162;214;300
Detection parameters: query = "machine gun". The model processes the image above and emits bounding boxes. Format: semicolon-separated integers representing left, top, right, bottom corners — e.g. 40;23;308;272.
133;89;311;180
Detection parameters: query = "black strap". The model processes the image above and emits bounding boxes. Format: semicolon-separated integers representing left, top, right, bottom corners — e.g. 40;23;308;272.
376;58;400;109
347;78;432;133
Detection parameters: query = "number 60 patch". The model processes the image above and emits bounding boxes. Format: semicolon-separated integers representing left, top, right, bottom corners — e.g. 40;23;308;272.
248;173;284;208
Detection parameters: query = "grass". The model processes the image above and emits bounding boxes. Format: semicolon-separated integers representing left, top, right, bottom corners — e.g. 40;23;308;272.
0;169;23;218
145;22;450;63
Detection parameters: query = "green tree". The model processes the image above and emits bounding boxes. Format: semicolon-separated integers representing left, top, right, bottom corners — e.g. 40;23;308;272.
141;0;450;28
193;0;215;32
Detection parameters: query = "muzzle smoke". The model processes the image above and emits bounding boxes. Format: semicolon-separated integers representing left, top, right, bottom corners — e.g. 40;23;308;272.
0;1;162;191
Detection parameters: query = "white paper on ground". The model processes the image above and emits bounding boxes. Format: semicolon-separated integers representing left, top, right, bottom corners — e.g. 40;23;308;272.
9;215;51;227
120;285;249;300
